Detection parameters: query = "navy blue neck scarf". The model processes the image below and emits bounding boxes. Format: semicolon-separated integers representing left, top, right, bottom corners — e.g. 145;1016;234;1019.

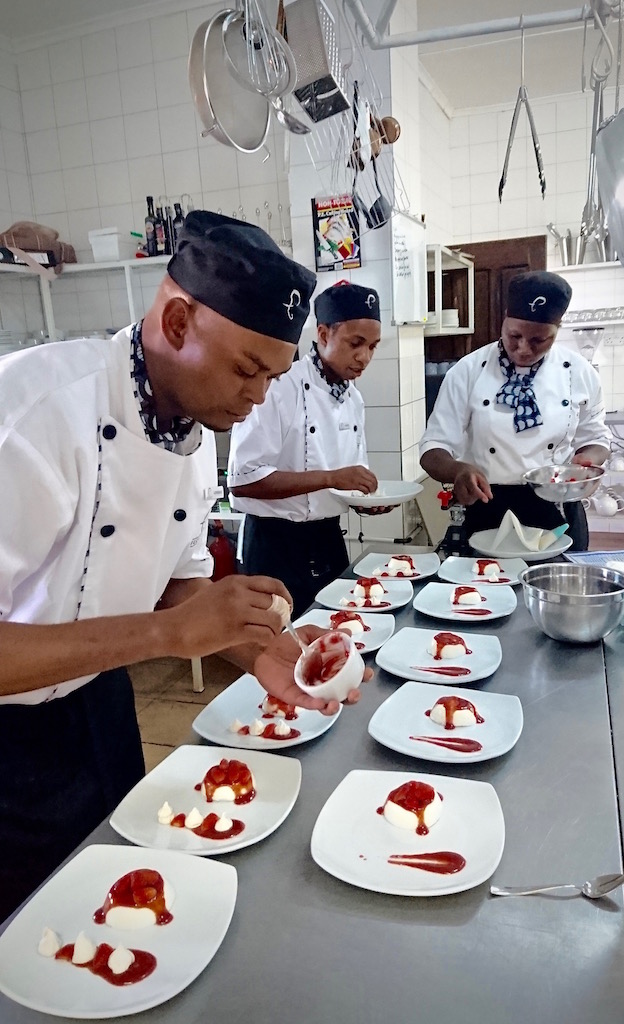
495;340;544;432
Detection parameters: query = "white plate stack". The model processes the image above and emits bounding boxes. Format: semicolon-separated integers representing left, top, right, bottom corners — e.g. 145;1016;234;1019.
441;308;459;328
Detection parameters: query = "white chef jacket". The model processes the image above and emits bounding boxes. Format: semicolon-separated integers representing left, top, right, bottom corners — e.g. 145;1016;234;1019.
0;326;217;705
420;340;610;485
228;353;368;521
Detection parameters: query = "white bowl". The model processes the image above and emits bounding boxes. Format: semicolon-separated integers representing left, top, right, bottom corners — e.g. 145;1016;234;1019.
294;631;365;703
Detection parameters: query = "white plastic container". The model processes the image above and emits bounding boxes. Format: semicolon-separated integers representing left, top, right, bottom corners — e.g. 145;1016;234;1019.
88;227;136;263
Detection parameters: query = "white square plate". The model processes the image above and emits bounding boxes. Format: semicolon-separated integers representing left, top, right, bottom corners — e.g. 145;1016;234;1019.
437;555;528;587
293;608;395;654
192;673;341;749
314;577;414;612
330;480;423;508
469;528;572;561
0;845;236;1019
311;769;505;896
110;745;301;855
353;551;440;581
368;682;524;764
375;627;502;684
413;581;517;622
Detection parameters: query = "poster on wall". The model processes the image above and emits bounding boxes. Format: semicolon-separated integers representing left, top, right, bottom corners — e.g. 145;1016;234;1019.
311;195;361;272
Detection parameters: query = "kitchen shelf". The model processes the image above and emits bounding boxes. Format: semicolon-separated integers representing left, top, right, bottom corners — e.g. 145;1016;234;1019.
557;261;622;272
424;244;474;337
0;256;170;339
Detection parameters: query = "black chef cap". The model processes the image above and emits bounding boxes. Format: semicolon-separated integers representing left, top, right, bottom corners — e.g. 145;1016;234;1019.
506;271;572;325
168;210;316;344
315;281;381;326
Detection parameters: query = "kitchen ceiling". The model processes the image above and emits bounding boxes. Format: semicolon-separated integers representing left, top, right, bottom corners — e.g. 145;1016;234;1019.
0;0;620;111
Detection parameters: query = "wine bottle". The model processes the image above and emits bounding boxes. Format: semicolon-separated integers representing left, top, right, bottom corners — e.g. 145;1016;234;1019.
164;205;174;256
172;203;184;252
155;206;166;256
145;196;157;257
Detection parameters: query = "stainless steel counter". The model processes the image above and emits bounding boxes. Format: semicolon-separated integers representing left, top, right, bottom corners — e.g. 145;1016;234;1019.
2;551;623;1023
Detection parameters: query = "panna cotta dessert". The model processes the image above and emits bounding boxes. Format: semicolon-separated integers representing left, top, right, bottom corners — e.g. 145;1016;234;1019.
199;758;256;805
93;869;174;928
340;577;389;608
379;780;443;836
329;610;371;635
373;554;418;577
472;558;501;580
260;694;301;719
426;694;485;730
451;585;483;606
428;631;471;660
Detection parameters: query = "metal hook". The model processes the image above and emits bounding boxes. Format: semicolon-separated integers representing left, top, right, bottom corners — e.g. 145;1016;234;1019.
590;0;614;83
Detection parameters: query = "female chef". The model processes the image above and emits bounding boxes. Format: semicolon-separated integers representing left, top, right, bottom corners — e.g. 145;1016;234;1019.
228;281;384;617
0;211;354;922
420;271;610;550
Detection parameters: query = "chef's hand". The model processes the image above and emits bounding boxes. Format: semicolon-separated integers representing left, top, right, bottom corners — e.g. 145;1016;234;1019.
452;462;493;506
328;465;378;494
253;625;373;717
353;504;400;515
162;575;293;654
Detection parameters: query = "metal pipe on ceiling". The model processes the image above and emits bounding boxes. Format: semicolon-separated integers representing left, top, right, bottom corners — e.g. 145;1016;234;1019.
344;0;592;49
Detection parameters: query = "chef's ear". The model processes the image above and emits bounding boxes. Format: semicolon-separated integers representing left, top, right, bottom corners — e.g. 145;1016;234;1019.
317;322;330;349
161;297;193;350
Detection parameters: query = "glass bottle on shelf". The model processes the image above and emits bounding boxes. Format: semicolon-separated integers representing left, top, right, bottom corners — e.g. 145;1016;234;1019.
144;196;157;257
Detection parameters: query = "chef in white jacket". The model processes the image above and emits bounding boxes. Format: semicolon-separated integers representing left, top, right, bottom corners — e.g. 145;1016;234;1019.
0;211;340;921
420;271;610;549
228;281;384;617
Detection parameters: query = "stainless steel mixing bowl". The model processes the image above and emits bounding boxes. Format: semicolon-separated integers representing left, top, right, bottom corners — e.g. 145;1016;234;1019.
519;563;624;643
522;464;604;502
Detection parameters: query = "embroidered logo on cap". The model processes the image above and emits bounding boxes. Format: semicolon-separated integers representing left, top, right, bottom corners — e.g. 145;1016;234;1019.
529;295;547;312
365;293;376;308
284;289;301;320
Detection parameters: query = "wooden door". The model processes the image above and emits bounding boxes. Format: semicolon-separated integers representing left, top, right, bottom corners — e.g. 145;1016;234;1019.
451;235;547;351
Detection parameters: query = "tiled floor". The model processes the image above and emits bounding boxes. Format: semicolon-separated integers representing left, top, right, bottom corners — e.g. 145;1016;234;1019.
130;530;624;761
128;654;241;773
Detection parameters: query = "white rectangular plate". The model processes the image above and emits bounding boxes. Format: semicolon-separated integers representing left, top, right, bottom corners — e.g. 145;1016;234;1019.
413;581;517;622
110;745;301;855
293;608;395;654
330;480;423;508
353;551;440;581
375;627;502;684
368;682;524;764
311;769;505;896
469;528;572;561
436;555;528;587
192;673;341;749
0;845;236;1019
314;577;414;612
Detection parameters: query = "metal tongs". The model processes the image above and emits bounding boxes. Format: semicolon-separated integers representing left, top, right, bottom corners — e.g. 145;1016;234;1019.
577;1;615;264
498;21;546;202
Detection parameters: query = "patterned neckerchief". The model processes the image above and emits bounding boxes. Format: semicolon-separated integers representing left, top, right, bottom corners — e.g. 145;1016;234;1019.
130;321;196;451
310;342;349;403
495;340;544;432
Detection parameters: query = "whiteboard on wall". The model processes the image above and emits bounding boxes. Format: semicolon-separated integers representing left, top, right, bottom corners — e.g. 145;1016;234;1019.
391;212;427;324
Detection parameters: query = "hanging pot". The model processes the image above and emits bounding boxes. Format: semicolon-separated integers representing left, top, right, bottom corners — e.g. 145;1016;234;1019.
188;11;270;154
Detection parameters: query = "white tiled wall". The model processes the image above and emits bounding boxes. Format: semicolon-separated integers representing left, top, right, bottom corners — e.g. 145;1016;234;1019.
13;4;290;265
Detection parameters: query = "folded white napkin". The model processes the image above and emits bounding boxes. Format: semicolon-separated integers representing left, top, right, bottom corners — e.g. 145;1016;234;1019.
492;510;568;552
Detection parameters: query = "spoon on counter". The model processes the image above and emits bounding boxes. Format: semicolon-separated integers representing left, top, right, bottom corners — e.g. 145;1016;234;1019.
490;871;624;900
